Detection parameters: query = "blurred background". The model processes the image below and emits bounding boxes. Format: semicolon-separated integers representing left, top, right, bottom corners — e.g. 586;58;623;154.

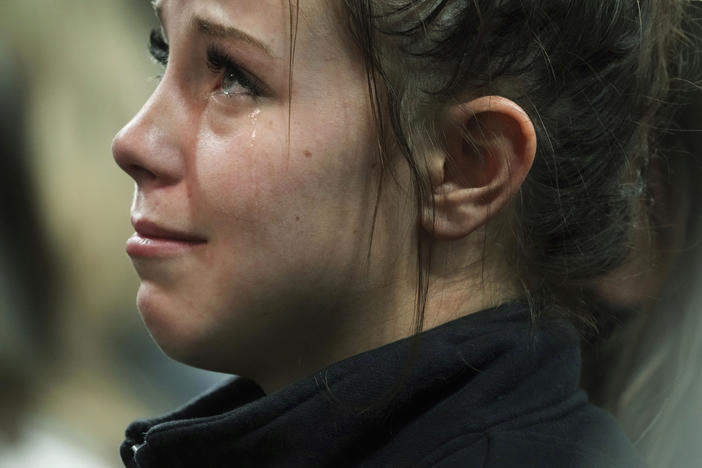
0;2;224;466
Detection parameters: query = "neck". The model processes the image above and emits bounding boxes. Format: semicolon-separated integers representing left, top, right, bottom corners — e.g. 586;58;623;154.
258;227;519;394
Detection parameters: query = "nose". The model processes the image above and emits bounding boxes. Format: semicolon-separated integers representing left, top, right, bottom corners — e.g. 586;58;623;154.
112;79;188;188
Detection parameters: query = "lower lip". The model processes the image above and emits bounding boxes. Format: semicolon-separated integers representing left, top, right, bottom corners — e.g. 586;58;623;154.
126;233;206;258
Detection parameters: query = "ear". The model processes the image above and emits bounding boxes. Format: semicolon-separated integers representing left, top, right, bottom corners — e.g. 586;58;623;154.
422;96;536;240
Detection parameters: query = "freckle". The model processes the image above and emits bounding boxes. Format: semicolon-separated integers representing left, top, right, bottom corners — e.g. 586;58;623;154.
303;150;312;158
295;216;300;221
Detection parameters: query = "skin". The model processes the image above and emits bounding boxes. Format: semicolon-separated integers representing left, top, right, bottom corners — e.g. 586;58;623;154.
113;0;419;391
112;0;535;392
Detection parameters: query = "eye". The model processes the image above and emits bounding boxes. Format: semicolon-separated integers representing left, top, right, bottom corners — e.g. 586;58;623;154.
146;29;268;99
206;46;267;98
148;28;169;66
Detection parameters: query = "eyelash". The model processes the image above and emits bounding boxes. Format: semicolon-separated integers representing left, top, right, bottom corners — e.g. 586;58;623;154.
148;28;169;66
147;28;266;98
205;46;266;97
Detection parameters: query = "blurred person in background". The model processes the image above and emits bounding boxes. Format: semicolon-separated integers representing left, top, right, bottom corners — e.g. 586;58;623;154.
0;2;227;466
0;43;107;468
621;92;702;467
0;39;55;445
112;0;702;467
586;32;702;464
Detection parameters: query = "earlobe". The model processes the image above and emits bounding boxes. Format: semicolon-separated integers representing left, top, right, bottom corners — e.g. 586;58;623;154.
422;96;536;240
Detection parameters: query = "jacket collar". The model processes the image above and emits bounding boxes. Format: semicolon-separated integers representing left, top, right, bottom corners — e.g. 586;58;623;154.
121;303;582;467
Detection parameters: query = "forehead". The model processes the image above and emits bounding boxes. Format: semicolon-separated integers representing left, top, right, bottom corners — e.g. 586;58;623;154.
154;0;349;61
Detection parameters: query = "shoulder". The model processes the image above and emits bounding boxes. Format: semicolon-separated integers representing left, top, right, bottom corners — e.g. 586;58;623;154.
362;400;645;468
424;404;645;468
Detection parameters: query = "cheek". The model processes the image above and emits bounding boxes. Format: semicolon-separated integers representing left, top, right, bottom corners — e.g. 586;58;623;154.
189;101;384;299
195;115;284;220
195;110;378;225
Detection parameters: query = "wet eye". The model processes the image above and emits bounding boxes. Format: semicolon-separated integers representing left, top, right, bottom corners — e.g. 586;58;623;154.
148;28;169;66
206;46;266;98
221;70;251;96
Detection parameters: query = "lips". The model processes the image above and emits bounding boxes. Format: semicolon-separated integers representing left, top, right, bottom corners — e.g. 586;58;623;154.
126;218;206;258
132;218;206;242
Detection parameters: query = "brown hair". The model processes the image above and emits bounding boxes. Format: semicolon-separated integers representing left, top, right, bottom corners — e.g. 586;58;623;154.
340;0;693;332
335;1;702;461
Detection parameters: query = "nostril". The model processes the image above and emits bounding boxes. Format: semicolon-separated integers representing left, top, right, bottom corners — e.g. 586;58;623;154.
125;164;158;184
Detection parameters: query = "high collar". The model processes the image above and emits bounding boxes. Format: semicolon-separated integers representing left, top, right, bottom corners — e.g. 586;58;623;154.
121;303;594;467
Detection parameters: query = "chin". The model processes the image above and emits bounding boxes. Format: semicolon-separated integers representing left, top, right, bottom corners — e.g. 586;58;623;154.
134;280;255;375
136;282;207;363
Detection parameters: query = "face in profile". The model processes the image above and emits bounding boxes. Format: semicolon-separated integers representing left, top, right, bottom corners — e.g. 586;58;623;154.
112;0;416;388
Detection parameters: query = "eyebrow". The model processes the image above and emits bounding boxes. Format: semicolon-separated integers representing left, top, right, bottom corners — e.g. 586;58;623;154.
193;17;275;58
151;2;276;59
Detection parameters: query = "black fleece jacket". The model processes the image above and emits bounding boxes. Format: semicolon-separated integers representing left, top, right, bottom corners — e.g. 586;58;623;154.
120;303;644;467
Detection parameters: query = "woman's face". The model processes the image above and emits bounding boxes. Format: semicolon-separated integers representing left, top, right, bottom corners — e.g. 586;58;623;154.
112;0;415;387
